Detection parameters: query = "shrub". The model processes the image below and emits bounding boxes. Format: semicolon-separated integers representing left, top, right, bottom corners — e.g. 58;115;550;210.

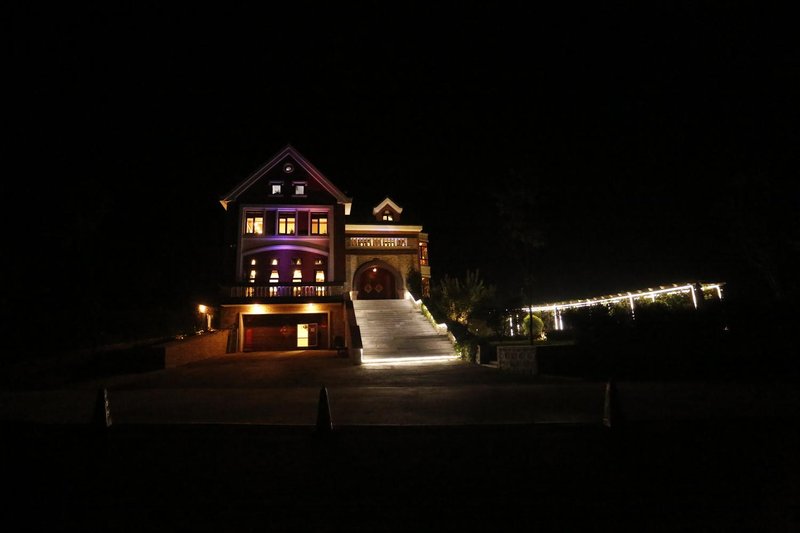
405;266;423;300
521;313;544;339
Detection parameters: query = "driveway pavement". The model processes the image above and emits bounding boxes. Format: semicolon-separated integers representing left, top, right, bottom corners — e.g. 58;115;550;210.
2;350;798;426
3;350;799;532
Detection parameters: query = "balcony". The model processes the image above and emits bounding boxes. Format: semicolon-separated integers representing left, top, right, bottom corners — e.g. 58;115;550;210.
224;282;346;300
347;237;412;249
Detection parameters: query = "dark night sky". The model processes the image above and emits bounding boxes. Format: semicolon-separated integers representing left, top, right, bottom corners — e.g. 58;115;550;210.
7;1;799;312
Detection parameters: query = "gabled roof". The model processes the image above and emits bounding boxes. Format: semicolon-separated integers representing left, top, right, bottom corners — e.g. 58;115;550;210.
372;197;404;217
219;144;352;212
346;193;423;226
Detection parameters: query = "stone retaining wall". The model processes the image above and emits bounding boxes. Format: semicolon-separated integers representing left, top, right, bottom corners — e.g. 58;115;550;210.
497;345;538;375
155;330;230;368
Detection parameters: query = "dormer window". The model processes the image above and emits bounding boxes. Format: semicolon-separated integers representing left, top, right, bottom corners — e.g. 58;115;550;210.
293;182;307;196
372;198;403;222
271;258;279;266
250;259;257;266
270;182;283;196
292;257;302;266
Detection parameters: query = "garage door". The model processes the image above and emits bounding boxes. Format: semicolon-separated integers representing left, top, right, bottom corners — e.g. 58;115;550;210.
242;313;328;351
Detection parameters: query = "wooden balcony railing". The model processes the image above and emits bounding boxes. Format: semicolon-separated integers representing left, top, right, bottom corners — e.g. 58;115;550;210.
226;282;346;299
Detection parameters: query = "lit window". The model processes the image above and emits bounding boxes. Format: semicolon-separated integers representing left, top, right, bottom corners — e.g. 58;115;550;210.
269;270;279;283
311;213;328;235
315;270;325;283
292;268;302;282
419;243;429;266
292;257;302;266
278;213;296;235
382;210;393;221
314;258;323;265
249;269;257;283
245;213;264;234
270;182;282;195
250;259;257;266
271;258;278;266
293;182;306;196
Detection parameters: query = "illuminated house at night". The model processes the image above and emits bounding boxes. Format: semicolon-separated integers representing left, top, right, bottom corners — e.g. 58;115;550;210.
217;145;431;352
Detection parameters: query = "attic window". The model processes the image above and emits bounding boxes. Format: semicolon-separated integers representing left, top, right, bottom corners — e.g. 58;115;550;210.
293;182;307;196
382;210;393;221
283;163;294;173
270;182;283;195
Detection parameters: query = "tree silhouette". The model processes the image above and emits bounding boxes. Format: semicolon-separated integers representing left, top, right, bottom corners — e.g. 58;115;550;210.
719;172;800;302
493;169;547;343
435;270;495;325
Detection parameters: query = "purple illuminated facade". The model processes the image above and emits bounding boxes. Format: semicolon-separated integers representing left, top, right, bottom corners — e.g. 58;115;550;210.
217;145;430;352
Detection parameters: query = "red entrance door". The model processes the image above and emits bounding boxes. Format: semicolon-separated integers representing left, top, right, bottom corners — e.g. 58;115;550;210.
358;267;396;299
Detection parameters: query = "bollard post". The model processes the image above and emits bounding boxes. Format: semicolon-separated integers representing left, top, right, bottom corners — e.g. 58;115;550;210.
602;378;621;429
93;388;113;429
315;385;333;435
314;385;333;437
90;387;113;465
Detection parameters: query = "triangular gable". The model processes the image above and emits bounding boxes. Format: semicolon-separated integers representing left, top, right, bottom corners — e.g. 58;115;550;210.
372;197;403;221
219;144;352;213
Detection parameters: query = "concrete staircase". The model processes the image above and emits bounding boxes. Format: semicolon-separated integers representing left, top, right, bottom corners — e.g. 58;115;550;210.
352;298;457;362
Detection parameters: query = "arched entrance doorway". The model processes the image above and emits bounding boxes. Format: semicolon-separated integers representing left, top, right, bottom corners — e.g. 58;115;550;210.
356;265;398;299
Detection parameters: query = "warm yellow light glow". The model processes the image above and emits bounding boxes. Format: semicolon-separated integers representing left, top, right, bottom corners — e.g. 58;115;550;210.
315;270;325;282
349;237;409;248
250;304;267;314
372;267;377;272
311;214;328;235
297;323;309;347
278;213;296;235
527;282;724;314
198;305;207;314
362;355;459;366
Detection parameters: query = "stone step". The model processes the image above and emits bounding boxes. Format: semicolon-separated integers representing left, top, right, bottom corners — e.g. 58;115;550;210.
353;298;455;359
362;342;454;350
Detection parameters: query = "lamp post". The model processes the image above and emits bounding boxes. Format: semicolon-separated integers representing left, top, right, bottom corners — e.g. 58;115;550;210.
198;304;209;332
